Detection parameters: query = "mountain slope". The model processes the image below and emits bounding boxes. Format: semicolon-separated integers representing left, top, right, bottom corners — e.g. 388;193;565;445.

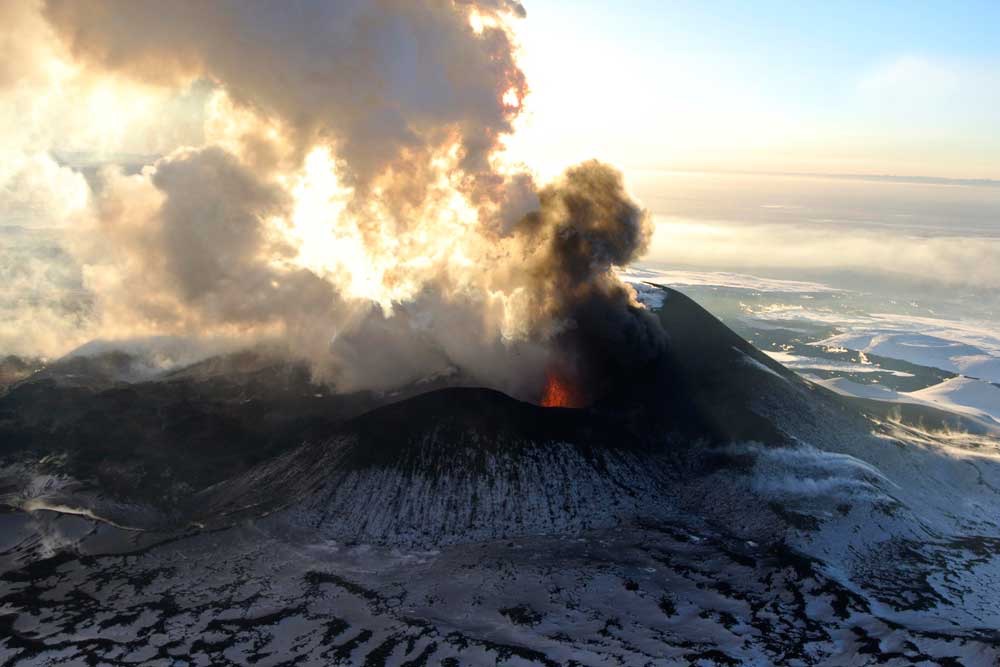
1;285;999;665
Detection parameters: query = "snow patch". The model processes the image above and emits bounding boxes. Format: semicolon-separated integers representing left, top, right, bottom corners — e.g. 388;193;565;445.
619;267;841;293
813;375;1000;426
766;351;914;377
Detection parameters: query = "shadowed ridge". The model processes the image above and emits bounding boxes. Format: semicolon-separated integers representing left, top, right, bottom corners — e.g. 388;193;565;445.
591;286;801;445
338;387;641;471
333;287;805;466
657;287;798;382
191;386;675;535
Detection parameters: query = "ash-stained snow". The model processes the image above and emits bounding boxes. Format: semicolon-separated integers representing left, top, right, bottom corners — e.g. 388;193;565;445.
283;442;679;547
2;506;998;666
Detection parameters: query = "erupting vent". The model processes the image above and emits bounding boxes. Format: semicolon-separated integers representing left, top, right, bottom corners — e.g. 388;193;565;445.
540;370;586;408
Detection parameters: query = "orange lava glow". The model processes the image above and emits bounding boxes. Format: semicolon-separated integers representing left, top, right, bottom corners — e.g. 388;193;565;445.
540;370;586;408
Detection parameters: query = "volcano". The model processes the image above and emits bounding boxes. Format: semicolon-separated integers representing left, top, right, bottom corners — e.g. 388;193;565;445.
2;285;999;665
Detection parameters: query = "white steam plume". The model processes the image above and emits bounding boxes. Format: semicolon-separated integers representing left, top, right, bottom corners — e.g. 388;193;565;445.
1;1;658;399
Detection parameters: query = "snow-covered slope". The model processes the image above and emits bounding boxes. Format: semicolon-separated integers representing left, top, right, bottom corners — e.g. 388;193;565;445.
2;285;1000;666
813;375;1000;427
909;375;1000;424
810;376;906;401
815;330;1000;382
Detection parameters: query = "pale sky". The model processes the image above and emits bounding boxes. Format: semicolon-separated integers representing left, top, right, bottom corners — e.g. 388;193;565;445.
506;1;1000;180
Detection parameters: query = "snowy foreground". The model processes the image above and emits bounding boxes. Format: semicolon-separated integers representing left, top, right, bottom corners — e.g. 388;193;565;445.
2;284;1000;666
4;510;997;666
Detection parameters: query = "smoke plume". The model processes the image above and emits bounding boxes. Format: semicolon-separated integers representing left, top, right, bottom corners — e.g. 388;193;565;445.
508;162;664;399
2;0;663;400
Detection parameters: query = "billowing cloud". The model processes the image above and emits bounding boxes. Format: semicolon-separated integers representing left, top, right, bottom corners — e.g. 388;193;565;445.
0;154;90;229
78;147;340;334
647;217;1000;290
0;1;659;401
42;0;528;197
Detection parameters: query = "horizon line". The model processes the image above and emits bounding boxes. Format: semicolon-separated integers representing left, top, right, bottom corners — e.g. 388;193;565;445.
633;167;1000;188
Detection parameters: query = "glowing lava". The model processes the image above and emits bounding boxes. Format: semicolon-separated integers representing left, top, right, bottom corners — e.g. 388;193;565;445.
540;370;586;408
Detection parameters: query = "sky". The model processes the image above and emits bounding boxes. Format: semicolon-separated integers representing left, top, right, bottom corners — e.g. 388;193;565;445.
1;0;999;366
507;0;1000;180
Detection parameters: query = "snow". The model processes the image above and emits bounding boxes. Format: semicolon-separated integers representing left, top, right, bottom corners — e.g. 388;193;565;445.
731;297;1000;382
811;375;1000;426
733;347;787;381
766;351;914;377
908;376;1000;424
619;267;841;293
810;377;905;401
815;330;1000;382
